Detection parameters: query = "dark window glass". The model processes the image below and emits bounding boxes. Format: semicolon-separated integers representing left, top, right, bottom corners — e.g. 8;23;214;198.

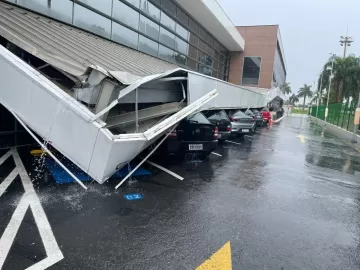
139;15;160;40
206;46;214;57
159;27;175;48
188;58;197;70
124;0;140;8
198;64;212;76
214;50;220;61
189;19;199;34
176;7;188;27
17;0;73;24
140;0;160;21
175;37;188;55
213;61;219;71
198;39;206;52
77;0;112;15
205;55;213;68
149;0;160;5
174;53;187;66
161;0;176;16
188;46;197;59
212;70;218;78
186;112;210;124
176;23;189;40
198;51;206;64
74;4;111;38
160;12;175;31
138;35;159;57
232;110;248;118
199;27;207;41
206;34;214;47
113;0;140;30
158;45;175;63
111;22;139;49
242;57;262;85
219;53;225;63
204;110;220;121
218;63;225;74
218;73;224;80
189;33;198;46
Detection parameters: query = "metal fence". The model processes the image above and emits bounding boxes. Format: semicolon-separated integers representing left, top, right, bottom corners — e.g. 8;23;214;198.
310;103;360;134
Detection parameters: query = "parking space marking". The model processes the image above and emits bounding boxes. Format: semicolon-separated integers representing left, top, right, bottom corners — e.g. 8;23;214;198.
0;149;64;269
0;168;18;197
196;241;232;270
0;150;12;166
225;140;242;145
211;152;222;157
146;160;184;181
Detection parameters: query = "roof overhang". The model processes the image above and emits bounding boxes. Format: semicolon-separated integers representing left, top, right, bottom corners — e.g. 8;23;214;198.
174;0;245;51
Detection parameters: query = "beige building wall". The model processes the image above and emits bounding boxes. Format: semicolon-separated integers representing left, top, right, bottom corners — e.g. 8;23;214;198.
228;25;279;89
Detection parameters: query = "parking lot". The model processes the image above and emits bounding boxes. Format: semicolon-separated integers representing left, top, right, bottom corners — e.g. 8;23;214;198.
1;115;360;269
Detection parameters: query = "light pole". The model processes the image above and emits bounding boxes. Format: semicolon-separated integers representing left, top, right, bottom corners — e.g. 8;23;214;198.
340;35;353;58
325;54;335;122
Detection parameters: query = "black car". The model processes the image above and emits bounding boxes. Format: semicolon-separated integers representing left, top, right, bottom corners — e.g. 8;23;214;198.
250;109;265;127
202;109;231;142
162;112;218;158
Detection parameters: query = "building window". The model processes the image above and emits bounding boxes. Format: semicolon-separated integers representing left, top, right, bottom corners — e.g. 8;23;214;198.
160;11;176;31
111;22;139;49
140;0;160;21
242;57;262;85
175;37;188;55
161;0;176;16
138;34;159;57
74;4;111;38
159;27;175;49
17;0;73;24
112;0;140;30
158;45;174;63
124;0;140;9
139;15;160;40
77;0;112;16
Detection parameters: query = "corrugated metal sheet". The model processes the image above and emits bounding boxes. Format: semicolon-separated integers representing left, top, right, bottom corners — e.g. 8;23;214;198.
0;1;177;77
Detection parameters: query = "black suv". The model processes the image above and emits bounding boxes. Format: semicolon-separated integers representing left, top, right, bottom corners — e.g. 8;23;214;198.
162;112;218;158
203;109;231;142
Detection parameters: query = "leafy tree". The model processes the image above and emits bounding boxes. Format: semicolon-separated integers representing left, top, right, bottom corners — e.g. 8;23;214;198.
297;84;313;109
289;93;299;105
283;82;292;95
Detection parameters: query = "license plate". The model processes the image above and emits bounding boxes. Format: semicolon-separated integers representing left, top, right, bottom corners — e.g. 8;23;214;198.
242;129;249;132
189;144;203;150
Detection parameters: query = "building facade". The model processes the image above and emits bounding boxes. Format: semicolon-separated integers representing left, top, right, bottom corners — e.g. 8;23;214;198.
228;25;287;90
3;0;247;81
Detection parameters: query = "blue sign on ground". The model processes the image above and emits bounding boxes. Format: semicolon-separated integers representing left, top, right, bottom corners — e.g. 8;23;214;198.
124;194;143;200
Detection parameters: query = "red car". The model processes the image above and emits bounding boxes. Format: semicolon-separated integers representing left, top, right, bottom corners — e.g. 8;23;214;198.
260;108;272;126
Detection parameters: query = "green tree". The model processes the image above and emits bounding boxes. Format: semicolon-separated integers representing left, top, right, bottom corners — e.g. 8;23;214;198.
297;84;313;109
289;93;299;105
283;82;292;95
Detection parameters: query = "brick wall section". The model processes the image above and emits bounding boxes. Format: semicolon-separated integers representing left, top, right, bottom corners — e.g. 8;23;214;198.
228;25;279;89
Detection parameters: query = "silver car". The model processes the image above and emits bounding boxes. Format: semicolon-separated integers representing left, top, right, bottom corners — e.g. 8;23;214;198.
228;110;256;134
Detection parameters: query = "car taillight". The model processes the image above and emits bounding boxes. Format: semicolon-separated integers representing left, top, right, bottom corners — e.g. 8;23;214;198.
226;125;231;131
213;127;218;139
168;130;177;137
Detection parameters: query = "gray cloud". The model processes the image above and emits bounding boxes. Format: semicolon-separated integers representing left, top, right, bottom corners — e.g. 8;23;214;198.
218;0;360;93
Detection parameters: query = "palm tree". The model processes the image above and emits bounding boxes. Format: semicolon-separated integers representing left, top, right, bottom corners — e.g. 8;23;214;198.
297;84;313;109
283;82;292;95
288;93;299;105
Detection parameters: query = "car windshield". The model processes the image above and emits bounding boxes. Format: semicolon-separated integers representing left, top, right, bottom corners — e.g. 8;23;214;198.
186;112;211;124
203;110;221;120
232;110;248;118
252;109;260;114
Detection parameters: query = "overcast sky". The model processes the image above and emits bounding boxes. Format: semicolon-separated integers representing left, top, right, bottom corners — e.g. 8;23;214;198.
218;0;360;94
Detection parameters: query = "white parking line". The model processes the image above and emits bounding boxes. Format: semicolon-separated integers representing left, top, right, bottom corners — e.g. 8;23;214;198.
211;152;222;157
0;149;64;269
146;160;184;181
225;140;242;145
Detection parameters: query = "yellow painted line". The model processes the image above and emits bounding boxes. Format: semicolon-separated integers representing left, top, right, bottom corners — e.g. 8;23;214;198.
196;241;232;270
296;135;306;144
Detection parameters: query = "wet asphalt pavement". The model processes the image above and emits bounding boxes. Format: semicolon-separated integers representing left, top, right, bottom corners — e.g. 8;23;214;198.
1;115;360;269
